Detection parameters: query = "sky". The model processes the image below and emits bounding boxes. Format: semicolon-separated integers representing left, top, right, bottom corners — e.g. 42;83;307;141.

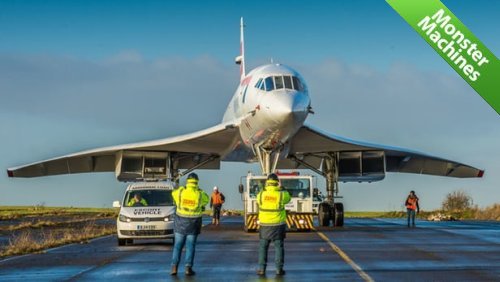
0;0;498;211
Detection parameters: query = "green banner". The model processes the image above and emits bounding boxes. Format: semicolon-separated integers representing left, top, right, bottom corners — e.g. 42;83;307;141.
386;0;500;114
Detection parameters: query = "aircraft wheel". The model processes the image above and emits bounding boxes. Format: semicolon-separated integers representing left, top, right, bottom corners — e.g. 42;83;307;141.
334;203;344;227
126;239;134;245
318;203;331;227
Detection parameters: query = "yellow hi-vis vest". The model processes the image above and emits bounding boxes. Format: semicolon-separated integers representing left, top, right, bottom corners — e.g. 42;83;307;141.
172;180;209;218
257;184;291;226
127;198;148;207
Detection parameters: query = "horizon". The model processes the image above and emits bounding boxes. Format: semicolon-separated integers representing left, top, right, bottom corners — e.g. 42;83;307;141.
1;0;498;211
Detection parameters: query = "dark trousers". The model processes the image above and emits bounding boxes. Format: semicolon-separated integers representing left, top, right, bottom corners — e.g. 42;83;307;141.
258;239;284;270
212;204;222;220
407;208;416;226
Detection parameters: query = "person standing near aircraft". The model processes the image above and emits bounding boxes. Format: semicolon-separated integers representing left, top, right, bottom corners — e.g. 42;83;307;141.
170;173;209;276
256;173;291;276
210;186;225;225
405;190;420;227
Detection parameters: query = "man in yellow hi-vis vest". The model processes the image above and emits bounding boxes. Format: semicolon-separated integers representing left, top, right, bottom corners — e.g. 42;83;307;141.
170;173;209;276
256;173;291;276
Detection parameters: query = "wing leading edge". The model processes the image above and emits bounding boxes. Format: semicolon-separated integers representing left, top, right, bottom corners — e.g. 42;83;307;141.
277;125;484;179
7;122;241;178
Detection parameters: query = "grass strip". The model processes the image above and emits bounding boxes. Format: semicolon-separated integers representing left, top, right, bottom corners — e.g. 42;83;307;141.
0;206;117;220
0;221;115;258
0;217;115;232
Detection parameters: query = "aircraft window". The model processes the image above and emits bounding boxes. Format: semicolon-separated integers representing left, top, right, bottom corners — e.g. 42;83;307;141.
255;78;263;89
242;85;248;103
259;81;265;90
275;76;284;89
292;76;303;91
264;77;274;91
284;76;293;89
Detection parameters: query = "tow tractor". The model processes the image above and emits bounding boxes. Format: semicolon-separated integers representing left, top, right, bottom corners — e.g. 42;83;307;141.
239;171;315;232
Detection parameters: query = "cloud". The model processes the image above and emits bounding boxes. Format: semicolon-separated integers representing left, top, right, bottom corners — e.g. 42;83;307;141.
298;59;498;148
105;50;144;64
0;53;238;134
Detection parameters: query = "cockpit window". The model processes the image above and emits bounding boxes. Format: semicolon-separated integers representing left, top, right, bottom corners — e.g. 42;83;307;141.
292;76;304;91
274;76;284;89
264;77;274;91
284;76;293;89
255;78;263;89
260;76;305;92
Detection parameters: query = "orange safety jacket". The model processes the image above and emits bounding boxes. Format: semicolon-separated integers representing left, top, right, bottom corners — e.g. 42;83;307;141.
406;196;419;210
211;192;224;205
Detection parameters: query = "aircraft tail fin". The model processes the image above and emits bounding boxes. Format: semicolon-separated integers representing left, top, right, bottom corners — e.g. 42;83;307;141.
235;17;246;81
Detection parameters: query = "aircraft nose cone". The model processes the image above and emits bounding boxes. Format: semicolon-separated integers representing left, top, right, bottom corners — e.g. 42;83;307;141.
269;92;310;123
291;93;310;121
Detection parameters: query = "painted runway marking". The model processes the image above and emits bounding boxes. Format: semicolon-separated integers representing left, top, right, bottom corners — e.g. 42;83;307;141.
315;230;375;282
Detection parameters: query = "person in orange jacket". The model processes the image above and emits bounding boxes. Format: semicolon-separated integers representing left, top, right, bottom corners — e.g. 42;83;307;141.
210;186;225;225
405;190;420;227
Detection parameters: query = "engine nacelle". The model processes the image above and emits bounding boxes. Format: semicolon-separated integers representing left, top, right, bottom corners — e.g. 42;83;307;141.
338;151;385;183
115;151;170;182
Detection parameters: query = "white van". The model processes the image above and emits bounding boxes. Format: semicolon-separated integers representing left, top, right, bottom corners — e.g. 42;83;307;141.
113;181;176;246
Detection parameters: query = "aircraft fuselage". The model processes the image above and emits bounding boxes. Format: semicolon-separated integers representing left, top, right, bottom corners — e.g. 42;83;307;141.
222;64;311;162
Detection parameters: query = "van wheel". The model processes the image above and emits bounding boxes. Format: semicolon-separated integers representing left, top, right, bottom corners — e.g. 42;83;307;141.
118;238;126;246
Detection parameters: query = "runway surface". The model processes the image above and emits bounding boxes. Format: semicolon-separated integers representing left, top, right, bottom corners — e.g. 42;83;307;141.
0;217;498;281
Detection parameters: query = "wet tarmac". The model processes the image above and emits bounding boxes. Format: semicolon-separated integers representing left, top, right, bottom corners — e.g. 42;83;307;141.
0;217;498;281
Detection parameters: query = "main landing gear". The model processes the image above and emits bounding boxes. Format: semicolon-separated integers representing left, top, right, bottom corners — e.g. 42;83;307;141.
291;152;344;227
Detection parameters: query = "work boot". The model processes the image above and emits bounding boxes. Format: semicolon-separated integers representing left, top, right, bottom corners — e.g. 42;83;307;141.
276;269;286;276
257;268;265;276
185;266;196;276
170;265;178;276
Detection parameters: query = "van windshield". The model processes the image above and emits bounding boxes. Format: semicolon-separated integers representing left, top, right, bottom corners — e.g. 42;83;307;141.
124;189;173;207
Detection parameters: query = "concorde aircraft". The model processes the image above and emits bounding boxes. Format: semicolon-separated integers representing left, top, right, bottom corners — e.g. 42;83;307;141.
7;18;483;226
